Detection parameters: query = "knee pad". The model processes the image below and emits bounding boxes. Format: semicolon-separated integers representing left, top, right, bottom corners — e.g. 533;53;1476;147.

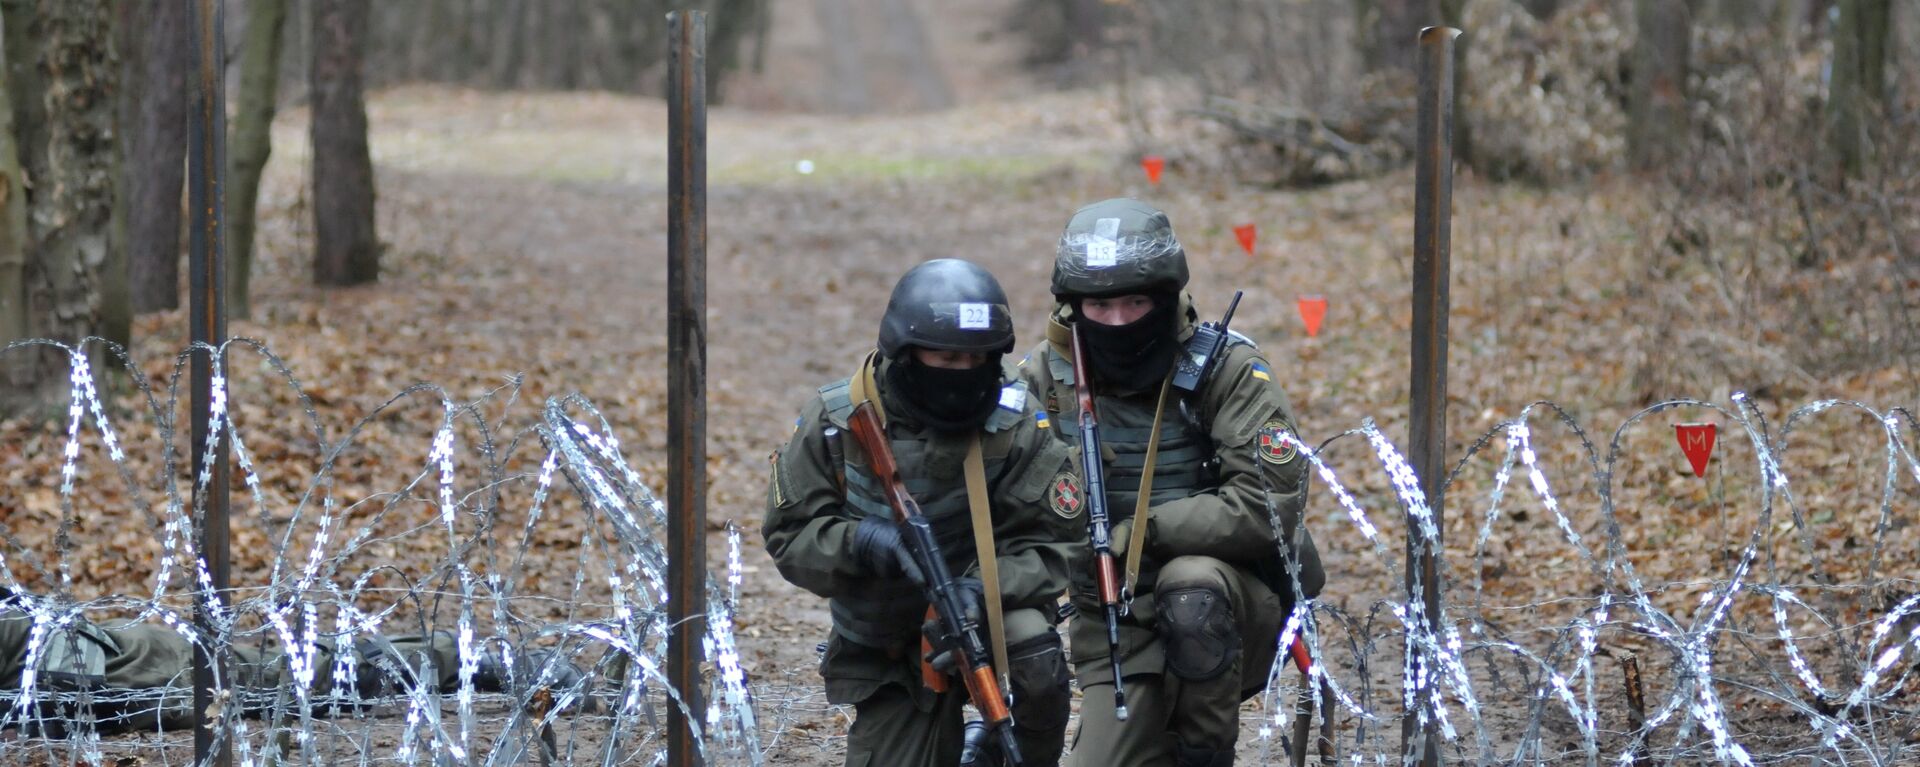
1157;586;1238;681
1005;629;1069;733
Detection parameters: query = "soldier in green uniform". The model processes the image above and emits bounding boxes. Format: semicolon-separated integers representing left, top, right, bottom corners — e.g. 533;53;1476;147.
1020;199;1325;767
764;259;1080;767
0;606;585;734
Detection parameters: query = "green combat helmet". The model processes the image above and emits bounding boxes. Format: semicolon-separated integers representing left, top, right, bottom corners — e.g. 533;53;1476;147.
1051;198;1190;299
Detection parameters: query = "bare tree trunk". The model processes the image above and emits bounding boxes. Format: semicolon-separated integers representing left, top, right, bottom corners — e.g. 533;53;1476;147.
125;0;189;312
489;0;527;88
310;0;377;286
0;13;30;404
282;0;312;103
406;0;446;82
550;0;580;89
100;0;134;351
229;0;288;319
1828;0;1891;178
1629;0;1694;171
522;0;546;88
1;0;115;416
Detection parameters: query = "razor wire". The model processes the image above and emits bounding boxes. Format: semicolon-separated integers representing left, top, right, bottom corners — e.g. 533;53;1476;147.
11;337;1920;765
1247;394;1920;766
0;338;765;766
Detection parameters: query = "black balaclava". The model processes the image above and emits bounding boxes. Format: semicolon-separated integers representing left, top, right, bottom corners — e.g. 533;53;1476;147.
884;353;1004;433
1076;290;1180;394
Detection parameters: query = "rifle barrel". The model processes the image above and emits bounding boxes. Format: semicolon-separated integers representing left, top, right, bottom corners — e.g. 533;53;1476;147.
1068;321;1131;723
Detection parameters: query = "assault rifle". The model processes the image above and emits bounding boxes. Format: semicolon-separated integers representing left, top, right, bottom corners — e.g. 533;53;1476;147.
1069;322;1132;721
845;402;1024;766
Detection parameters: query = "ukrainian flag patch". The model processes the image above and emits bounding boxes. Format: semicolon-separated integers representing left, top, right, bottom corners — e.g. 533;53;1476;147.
1250;360;1272;382
1034;411;1051;429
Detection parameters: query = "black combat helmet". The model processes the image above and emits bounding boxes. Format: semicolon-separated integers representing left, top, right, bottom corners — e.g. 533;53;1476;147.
1051;198;1190;299
878;258;1015;357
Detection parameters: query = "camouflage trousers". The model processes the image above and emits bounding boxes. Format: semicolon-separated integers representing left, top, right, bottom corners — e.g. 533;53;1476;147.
1065;556;1284;767
830;608;1070;767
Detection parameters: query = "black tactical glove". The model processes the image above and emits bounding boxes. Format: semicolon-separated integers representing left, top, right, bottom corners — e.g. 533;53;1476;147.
850;514;924;584
957;719;993;767
923;576;986;675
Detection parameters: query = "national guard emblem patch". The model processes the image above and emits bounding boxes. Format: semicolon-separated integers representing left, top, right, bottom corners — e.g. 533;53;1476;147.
1256;419;1298;465
1048;472;1084;518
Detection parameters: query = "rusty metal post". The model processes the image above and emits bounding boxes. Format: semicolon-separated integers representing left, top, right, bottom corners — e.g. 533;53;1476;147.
1405;25;1459;767
1621;652;1650;767
667;10;709;767
189;0;231;765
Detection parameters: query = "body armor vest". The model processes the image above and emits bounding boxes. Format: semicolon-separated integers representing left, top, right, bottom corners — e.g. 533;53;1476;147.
819;377;1027;648
1040;336;1252;518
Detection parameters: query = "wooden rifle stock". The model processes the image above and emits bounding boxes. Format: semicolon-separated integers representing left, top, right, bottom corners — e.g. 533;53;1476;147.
844;402;1024;765
1069;322;1132;721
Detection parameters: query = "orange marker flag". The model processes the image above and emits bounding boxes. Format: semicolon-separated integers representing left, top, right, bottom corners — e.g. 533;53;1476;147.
1232;223;1257;255
1141;155;1165;185
1297;295;1327;337
1674;423;1717;478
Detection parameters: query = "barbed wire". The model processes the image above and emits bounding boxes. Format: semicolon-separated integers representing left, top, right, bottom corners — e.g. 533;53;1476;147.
0;338;764;766
10;337;1920;765
1251;395;1920;766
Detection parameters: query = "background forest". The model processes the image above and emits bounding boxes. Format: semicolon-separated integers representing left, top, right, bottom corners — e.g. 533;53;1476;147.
0;0;1915;763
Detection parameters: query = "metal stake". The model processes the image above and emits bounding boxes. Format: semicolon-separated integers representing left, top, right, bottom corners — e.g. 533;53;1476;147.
1405;24;1459;767
188;0;231;764
666;10;709;767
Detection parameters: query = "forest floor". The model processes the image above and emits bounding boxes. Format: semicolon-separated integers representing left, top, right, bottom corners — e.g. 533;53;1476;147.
3;81;1919;764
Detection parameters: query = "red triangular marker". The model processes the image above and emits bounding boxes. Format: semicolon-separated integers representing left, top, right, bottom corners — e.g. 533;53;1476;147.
1297;294;1327;337
1141;155;1165;185
1675;423;1717;478
1233;223;1257;255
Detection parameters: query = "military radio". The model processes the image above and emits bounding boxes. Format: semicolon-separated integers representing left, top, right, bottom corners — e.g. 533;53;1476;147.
1171;290;1243;393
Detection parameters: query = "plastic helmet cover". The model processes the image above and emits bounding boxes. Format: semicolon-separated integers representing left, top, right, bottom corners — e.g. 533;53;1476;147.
1051;197;1190;298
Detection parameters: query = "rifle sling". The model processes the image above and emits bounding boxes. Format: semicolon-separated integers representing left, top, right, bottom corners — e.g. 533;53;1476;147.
848;352;887;428
964;434;1011;688
848;352;1011;684
1123;375;1173;595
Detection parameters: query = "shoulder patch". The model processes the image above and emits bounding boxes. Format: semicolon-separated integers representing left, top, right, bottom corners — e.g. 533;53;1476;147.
1047;471;1085;519
1256;419;1299;465
1249;359;1272;382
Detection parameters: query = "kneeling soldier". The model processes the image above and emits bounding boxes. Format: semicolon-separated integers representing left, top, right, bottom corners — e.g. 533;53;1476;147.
764;258;1079;767
1023;199;1326;767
